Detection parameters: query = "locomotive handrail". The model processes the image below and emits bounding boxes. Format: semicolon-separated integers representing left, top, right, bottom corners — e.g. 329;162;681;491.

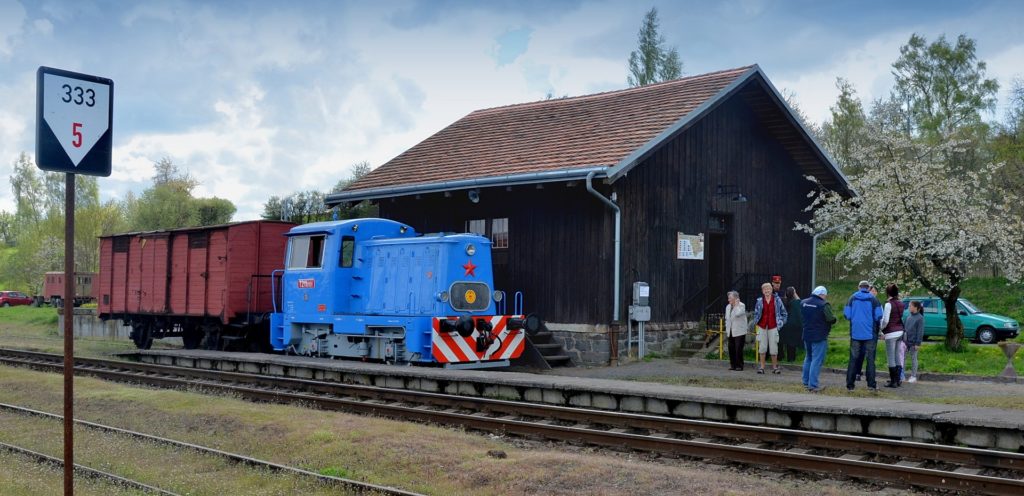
514;291;524;316
270;269;284;313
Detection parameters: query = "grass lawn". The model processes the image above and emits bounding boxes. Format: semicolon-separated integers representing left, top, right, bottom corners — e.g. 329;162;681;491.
0;305;177;357
0;365;866;496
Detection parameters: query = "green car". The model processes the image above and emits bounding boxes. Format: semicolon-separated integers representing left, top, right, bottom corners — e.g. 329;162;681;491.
902;297;1020;344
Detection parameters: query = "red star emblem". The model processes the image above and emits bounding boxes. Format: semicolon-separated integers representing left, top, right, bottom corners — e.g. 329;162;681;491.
462;259;477;277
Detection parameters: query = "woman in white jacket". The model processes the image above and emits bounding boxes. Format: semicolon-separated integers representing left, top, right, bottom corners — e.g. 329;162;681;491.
725;291;748;371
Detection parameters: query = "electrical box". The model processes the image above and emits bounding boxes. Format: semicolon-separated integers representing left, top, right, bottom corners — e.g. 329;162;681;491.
629;305;651;322
632;282;649;306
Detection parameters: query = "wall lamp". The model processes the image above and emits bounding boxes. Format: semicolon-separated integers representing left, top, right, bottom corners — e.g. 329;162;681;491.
715;184;748;203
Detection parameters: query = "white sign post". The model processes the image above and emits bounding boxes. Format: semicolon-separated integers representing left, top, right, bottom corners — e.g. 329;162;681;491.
36;66;113;496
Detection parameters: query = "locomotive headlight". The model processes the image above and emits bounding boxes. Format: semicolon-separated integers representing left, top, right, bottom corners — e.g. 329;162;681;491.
465;244;476;256
436;291;450;302
492;290;504;302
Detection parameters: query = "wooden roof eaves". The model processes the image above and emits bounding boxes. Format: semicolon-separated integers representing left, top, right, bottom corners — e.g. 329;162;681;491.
746;71;855;197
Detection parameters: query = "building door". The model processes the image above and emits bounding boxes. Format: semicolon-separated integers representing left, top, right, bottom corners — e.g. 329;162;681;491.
706;214;732;311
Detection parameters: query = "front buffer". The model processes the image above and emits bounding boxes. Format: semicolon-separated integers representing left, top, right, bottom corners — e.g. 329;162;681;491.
431;315;528;367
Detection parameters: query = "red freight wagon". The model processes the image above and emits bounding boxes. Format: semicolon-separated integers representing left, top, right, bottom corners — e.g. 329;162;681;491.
98;220;294;350
41;271;98;307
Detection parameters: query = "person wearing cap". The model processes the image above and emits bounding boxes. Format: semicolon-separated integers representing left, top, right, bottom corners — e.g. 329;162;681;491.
801;286;837;392
844;280;883;391
749;282;788;374
771;275;783;297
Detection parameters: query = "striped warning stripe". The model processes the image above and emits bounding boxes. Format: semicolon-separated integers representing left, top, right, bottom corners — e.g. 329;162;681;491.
430;315;526;364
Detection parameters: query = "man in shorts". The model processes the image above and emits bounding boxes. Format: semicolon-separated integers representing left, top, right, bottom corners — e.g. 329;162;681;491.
750;282;788;374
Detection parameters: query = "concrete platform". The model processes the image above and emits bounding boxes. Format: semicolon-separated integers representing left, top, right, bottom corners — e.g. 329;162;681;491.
124;349;1024;451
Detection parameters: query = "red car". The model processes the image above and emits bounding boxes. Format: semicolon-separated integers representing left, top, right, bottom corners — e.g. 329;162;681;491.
0;291;34;307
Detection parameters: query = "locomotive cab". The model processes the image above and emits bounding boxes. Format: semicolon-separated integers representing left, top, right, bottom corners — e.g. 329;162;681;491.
270;218;527;367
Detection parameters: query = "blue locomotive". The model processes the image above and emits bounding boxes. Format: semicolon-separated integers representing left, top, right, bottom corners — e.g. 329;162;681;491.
269;218;539;367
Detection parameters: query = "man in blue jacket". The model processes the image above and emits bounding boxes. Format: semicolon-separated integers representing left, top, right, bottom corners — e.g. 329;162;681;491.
801;286;837;392
844;280;882;391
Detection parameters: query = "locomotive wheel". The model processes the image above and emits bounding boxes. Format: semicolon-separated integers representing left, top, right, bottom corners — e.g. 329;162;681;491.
182;325;203;350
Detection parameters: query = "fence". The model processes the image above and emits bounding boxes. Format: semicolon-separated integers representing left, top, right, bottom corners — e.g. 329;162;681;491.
816;256;1004;283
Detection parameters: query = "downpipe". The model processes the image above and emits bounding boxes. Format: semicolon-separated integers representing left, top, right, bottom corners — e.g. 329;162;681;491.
586;171;621;366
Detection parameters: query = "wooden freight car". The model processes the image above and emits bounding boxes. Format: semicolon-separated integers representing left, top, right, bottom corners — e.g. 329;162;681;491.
41;271;98;307
97;220;294;349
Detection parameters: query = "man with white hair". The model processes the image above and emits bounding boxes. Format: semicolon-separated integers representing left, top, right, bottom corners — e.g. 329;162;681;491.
801;285;837;392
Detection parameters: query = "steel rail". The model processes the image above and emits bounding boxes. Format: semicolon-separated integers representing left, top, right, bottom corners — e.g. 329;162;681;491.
2;348;1023;495
0;440;180;495
0;402;421;496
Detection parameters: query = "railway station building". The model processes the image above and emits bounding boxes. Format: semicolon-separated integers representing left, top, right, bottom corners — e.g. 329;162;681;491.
326;65;852;365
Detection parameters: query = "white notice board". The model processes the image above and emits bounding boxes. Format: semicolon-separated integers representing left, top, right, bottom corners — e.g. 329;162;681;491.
676;232;704;260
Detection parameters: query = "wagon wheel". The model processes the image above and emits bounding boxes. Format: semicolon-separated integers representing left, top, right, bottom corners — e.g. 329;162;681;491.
131;322;153;350
182;324;203;350
202;324;222;351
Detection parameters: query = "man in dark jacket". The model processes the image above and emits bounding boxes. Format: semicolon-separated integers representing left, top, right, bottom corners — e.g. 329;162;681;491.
801;286;836;392
844;280;883;391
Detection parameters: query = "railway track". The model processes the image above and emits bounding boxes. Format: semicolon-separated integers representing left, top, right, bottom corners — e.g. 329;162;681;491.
0;440;180;495
0;401;420;496
2;347;1023;495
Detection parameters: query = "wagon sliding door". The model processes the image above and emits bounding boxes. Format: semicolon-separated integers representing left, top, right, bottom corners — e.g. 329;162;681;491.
206;229;228;320
139;234;170;314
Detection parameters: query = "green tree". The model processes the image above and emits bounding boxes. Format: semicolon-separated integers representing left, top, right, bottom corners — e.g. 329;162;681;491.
892;33;998;139
10;152;44;230
0;211;13;246
820;78;869;174
194;197;237;226
992;78;1024;209
128;158;234;230
264;161;378;222
800;114;1022;351
627;7;682;87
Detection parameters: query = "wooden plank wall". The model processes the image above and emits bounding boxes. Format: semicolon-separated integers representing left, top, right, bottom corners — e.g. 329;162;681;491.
380;185;614;324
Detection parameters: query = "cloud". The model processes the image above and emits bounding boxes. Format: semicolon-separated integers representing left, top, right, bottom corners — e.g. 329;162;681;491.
0;0;26;57
773;30;910;125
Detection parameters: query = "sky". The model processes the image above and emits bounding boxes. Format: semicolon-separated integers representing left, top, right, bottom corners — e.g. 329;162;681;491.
1;0;1022;220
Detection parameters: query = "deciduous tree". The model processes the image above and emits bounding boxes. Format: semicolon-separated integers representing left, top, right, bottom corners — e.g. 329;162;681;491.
799;112;1023;351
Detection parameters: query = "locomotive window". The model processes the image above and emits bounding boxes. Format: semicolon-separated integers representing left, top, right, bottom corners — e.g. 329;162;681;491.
340;236;355;268
466;219;486;236
287;235;326;269
491;218;508;249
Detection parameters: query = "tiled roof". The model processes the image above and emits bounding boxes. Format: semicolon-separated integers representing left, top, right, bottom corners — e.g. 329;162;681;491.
344;66;755;192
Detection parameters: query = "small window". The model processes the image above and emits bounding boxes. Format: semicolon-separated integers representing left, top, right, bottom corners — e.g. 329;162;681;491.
113;237;130;253
466;219;486;236
189;232;208;249
287;235;326;269
491;218;508;249
339;236;355;268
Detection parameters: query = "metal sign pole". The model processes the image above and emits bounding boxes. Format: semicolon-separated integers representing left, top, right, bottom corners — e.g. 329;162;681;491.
63;172;75;495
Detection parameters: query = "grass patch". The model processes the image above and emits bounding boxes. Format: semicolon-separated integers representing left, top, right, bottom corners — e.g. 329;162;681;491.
319;467;353;478
0;305;59;326
0;305;176;357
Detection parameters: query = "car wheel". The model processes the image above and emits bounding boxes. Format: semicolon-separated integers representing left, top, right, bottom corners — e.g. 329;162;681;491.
1;302;9;307
976;326;995;344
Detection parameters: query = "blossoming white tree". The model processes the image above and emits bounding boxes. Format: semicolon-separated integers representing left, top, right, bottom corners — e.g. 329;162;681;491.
799;113;1024;351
